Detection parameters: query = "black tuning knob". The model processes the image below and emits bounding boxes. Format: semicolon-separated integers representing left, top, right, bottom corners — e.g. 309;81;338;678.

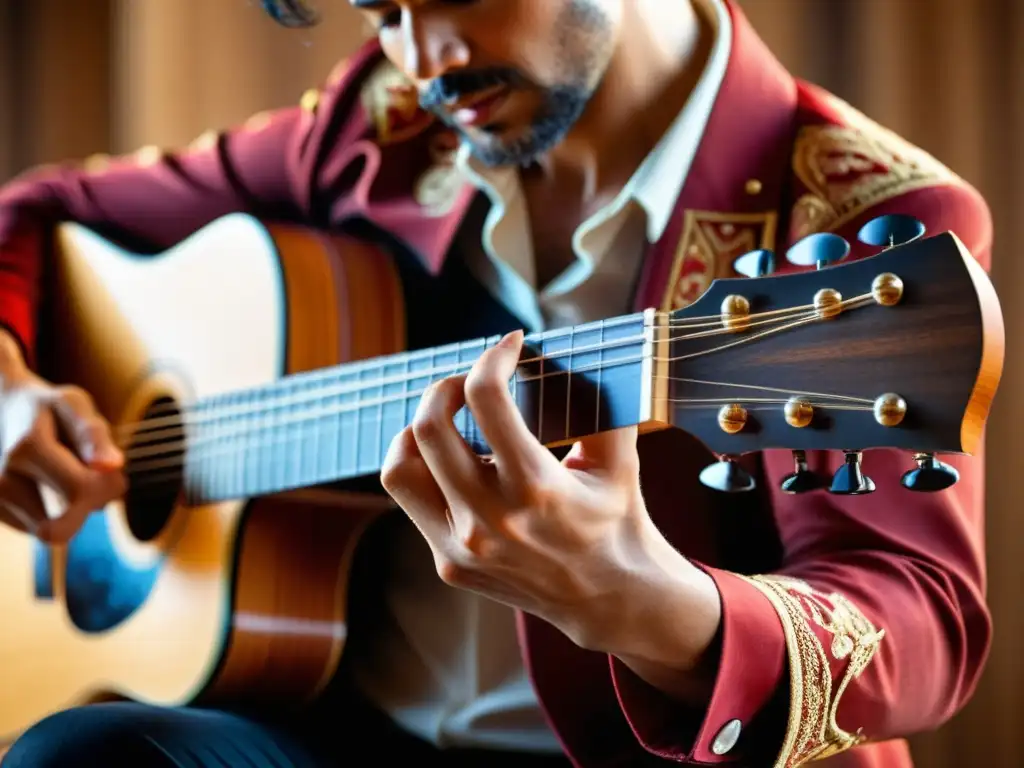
780;450;823;494
733;249;776;278
901;453;959;492
857;214;926;249
785;232;851;271
700;456;756;493
829;451;876;495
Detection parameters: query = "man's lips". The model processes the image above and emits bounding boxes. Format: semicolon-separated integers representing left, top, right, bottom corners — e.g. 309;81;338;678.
449;85;510;127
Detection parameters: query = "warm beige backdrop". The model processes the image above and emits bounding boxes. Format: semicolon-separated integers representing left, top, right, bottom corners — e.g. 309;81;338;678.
1;0;1021;765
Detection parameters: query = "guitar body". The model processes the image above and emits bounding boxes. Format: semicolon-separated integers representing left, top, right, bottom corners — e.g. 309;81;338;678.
0;214;405;745
0;209;1005;757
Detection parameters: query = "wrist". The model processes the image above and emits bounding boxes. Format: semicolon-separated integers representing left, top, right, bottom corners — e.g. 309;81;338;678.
616;522;722;667
0;327;28;377
596;522;722;704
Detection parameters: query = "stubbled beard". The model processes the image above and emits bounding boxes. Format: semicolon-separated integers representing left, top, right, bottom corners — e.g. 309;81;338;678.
427;82;592;168
418;0;611;167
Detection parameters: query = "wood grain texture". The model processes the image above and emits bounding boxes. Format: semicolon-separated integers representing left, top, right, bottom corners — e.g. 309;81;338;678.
668;234;995;458
202;223;405;709
0;215;405;745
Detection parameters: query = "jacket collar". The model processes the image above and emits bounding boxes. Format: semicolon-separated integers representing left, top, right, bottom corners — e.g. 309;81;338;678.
515;4;801;762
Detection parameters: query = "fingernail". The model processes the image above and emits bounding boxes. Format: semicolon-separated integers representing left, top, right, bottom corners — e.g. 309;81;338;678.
499;329;524;348
93;444;124;468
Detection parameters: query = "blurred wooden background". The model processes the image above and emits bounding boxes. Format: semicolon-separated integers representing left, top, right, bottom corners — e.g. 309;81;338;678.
1;0;1021;764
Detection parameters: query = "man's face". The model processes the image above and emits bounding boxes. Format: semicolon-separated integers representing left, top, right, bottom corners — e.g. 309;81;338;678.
351;0;620;167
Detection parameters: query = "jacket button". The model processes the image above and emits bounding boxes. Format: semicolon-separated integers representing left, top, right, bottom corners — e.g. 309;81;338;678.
711;719;742;755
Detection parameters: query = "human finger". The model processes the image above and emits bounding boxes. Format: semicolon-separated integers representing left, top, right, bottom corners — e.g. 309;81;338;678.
410;375;488;509
0;471;45;535
50;385;124;469
464;331;557;481
381;426;455;545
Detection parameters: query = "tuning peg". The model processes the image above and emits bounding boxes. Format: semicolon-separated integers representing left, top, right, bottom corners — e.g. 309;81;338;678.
700;456;756;493
901;453;959;492
780;450;823;494
785;232;851;270
857;214;926;249
829;451;876;495
733;249;776;278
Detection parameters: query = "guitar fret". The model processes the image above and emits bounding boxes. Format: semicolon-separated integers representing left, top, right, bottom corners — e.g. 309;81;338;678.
565;325;574;442
228;391;240;498
538;335;546;445
510;356;519;448
375;359;384;469
228;396;238;497
294;379;305;489
465;340;476;451
256;387;269;495
181;313;650;504
354;368;363;475
275;380;286;493
596;319;604;434
456;341;467;447
327;370;340;484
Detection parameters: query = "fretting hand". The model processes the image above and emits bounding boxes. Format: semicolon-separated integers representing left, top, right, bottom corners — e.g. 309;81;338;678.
381;330;723;690
0;330;126;543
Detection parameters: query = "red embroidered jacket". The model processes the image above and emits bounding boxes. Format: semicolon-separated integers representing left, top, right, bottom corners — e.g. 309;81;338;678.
0;2;993;766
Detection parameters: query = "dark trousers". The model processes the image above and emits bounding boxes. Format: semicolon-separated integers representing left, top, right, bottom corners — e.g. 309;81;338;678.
1;689;573;767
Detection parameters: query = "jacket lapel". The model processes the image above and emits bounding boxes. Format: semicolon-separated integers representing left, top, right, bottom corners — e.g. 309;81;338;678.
632;2;799;314
521;3;802;765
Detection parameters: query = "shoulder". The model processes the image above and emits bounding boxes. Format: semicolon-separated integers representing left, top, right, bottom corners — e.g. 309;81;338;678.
786;81;991;260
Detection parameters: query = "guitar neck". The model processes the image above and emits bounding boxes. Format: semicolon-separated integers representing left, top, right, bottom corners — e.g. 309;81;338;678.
170;310;665;504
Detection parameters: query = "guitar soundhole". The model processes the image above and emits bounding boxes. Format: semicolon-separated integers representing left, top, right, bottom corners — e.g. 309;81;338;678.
124;396;184;542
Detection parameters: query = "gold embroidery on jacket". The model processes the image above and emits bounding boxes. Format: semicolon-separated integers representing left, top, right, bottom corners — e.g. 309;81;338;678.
790;94;958;241
739;574;885;768
661;210;777;311
360;59;435;146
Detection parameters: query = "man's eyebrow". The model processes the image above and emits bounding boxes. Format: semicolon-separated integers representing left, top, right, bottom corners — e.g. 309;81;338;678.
351;0;392;9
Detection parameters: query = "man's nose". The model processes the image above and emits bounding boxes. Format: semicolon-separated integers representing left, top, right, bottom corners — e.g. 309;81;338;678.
399;11;470;82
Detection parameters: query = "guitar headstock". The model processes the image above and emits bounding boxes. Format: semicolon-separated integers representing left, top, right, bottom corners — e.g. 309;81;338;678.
664;215;1005;496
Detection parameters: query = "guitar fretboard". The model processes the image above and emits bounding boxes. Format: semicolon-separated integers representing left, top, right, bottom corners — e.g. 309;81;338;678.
175;313;655;504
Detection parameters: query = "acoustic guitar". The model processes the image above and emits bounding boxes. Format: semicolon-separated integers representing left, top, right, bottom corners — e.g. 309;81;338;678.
0;212;1004;746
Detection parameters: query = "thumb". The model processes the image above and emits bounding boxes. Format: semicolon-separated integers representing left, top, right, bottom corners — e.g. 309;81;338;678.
562;425;639;476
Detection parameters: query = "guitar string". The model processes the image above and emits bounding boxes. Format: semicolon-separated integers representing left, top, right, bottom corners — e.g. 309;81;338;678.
116;305;809;436
125;396;877;494
117;293;876;446
117;297;874;458
120;367;876;466
117;301;877;467
134;299;828;426
125;296;852;434
117;299;882;485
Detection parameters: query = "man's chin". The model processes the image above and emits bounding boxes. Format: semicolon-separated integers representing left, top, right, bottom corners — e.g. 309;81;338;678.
459;129;552;169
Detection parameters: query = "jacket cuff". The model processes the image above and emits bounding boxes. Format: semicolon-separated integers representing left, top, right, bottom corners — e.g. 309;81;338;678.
610;566;787;763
